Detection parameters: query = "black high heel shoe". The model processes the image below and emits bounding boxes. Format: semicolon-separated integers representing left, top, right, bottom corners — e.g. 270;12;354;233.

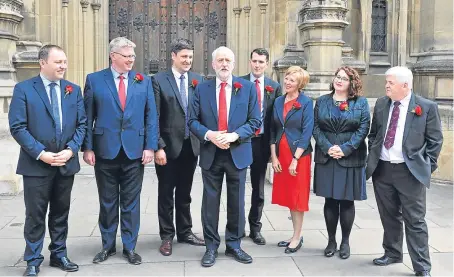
339;243;350;259
324;241;337;257
285;237;303;254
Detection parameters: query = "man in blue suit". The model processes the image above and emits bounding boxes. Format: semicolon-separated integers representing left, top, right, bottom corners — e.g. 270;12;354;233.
82;37;158;265
188;46;261;267
9;45;87;276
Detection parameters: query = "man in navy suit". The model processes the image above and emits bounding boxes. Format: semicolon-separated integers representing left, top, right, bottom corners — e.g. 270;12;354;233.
152;39;205;256
9;45;86;276
82;37;158;265
188;46;261;267
240;48;282;245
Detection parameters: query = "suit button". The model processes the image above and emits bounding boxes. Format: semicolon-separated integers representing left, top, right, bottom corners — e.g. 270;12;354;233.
122;128;125;131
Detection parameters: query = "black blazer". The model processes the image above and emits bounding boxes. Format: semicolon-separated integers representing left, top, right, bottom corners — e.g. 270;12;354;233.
152;70;204;159
240;74;282;158
366;93;443;187
313;94;370;167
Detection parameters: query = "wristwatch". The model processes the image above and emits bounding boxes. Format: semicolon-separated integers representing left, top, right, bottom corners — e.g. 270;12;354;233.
293;155;300;160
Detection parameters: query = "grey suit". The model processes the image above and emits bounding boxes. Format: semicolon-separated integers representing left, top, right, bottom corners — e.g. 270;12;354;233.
366;93;443;272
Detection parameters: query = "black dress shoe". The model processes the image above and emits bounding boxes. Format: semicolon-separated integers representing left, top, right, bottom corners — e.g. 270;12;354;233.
415;270;431;276
277;241;290;247
93;248;116;263
23;266;39;276
122;249;142;265
49;257;79;272
285;237;303;254
201;249;218;267
324;241;337;257
225;247;253;264
249;232;266;245
177;232;205;246
373;255;403;266
339;243;350;259
159;240;173;256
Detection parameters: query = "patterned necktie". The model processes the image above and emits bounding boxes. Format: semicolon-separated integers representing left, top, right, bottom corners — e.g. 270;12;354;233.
255;79;262;136
179;74;189;138
384;101;401;149
118;75;126;110
49;82;62;145
218;82;228;131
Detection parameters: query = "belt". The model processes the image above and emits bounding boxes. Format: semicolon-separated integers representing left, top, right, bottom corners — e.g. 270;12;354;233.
253;134;263;138
379;159;405;165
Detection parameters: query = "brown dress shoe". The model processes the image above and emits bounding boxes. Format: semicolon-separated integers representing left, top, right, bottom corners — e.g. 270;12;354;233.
159;239;172;256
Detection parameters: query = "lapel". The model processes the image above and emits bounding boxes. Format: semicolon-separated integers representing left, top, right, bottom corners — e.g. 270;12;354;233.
263;76;271;119
284;94;302;124
166;70;185;111
59;79;69;133
207;79;218;121
337;98;357;131
274;96;285;126
403;93;417;144
103;69;122;110
325;95;337;131
228;77;239;123
187;72;195;111
33;76;54;121
125;70;136;109
381;97;392;138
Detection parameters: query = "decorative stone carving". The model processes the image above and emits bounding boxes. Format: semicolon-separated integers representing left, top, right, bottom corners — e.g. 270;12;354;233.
62;0;69;7
0;0;22;14
342;46;366;73
80;0;89;11
207;12;219;40
273;45;307;84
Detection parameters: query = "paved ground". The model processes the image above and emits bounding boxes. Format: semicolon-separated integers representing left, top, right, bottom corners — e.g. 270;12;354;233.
0;165;452;276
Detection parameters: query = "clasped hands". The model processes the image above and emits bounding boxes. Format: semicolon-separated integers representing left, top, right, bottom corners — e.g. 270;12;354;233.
40;149;73;166
207;130;239;149
328;145;345;159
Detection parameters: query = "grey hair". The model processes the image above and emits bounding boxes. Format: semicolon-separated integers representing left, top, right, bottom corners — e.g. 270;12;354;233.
385;66;413;89
211;46;235;62
109;37;136;53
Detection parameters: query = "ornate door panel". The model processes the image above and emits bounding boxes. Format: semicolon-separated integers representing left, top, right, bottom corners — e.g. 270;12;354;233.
109;0;227;77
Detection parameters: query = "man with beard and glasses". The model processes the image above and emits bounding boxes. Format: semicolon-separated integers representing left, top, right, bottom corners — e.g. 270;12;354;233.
152;38;205;256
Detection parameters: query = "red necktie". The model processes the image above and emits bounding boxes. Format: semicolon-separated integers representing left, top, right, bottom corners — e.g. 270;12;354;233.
218;82;228;131
118;75;126;110
255;79;262;135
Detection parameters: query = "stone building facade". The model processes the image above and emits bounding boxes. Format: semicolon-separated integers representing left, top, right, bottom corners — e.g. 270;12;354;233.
0;0;452;194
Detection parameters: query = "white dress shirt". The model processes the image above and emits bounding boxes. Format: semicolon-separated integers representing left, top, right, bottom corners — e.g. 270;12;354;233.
250;74;265;134
111;67;129;95
204;76;233;140
172;67;189;102
380;92;412;163
40;74;62;132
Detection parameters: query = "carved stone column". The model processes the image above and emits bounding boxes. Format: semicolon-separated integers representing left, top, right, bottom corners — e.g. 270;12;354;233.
258;1;268;47
91;1;101;71
62;0;69;52
243;4;251;60
232;6;242;75
298;0;349;97
80;0;90;86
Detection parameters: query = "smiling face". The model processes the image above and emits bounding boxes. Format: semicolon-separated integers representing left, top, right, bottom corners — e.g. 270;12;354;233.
333;69;350;93
284;72;300;94
212;49;235;81
385;75;409;101
249;52;268;78
39;48;67;81
172;49;193;74
110;46;136;73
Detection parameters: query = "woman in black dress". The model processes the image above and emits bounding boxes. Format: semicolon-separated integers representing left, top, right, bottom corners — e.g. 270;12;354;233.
312;66;370;259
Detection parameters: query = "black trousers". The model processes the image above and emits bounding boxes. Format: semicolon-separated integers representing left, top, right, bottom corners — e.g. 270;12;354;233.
94;148;144;251
201;149;246;250
156;139;198;240
372;160;431;272
23;171;74;266
248;136;268;233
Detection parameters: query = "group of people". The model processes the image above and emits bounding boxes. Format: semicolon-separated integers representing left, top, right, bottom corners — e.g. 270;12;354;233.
7;36;442;277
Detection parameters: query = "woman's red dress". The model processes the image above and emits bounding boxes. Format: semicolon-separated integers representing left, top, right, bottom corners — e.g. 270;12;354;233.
271;99;311;212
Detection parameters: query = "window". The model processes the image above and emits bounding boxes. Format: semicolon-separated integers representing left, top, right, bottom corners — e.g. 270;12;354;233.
371;0;387;52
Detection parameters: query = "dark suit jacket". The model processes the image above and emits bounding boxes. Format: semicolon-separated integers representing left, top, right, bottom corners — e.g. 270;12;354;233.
152;70;203;159
313;94;371;167
270;93;314;158
82;68;158;159
8;76;87;176
366;94;443;187
240;74;282;159
188;76;261;170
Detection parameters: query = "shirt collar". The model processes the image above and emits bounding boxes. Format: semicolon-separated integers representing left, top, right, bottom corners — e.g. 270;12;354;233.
171;67;188;80
111;66;128;80
40;74;60;87
216;75;233;88
393;91;412;108
250;73;264;84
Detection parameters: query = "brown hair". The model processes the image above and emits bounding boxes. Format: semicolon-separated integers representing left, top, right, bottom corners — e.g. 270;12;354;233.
285;66;310;92
329;66;363;99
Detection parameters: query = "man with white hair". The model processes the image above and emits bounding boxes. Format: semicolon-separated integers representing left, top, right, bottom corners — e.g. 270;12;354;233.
366;66;443;276
188;46;261;267
82;37;158;265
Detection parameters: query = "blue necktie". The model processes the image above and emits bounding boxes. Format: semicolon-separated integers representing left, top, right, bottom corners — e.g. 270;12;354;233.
179;74;189;138
49;82;62;145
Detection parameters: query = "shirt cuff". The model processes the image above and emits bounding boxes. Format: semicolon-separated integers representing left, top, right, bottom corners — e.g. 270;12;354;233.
36;150;45;160
204;130;211;141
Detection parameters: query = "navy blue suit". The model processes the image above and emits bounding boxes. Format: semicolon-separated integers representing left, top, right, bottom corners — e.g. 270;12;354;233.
9;75;87;266
188;76;261;250
82;68;158;251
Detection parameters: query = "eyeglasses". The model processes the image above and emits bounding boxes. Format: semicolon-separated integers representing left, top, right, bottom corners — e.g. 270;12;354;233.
334;75;350;82
113;52;136;60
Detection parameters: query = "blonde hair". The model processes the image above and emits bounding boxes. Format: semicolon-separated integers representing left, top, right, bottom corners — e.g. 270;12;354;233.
285;66;310;91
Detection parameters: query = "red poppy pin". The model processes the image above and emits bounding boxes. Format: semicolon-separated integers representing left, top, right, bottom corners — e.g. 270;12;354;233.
190;79;198;88
412;105;422;116
133;73;144;84
64;85;73;98
292;102;302;110
233;82;242;95
265;85;274;97
339;101;349;111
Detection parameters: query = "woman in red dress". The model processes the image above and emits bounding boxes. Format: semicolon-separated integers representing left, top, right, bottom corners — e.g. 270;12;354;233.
270;66;314;254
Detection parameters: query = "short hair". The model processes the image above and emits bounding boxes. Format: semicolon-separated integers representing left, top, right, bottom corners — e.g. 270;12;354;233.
38;44;64;61
285;66;310;91
250;48;269;61
109;37;136;53
170;38;194;54
329;66;364;98
385;66;413;89
211;46;235;62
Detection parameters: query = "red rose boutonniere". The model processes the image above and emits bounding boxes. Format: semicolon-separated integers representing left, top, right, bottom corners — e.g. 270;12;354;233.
190;79;198;88
265;85;274;98
339;101;349;111
64;85;73;98
411;105;422;116
233;82;242;95
292;102;302;110
133;73;144;84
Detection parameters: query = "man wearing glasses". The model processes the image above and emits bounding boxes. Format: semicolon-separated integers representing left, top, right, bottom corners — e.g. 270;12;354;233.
82;37;158;265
